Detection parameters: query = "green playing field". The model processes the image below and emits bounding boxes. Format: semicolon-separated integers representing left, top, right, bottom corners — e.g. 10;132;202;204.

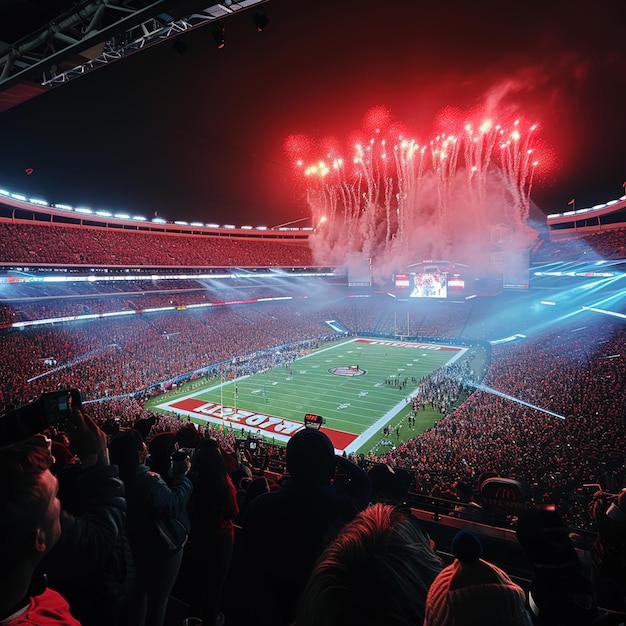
153;337;466;454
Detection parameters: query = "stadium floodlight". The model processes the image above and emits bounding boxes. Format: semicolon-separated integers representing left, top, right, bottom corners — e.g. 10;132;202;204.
131;216;147;221
174;221;188;225
152;217;167;223
241;225;252;230
29;199;49;206
114;213;130;220
75;207;93;214
11;193;26;201
205;223;220;228
53;204;73;211
95;210;112;217
256;226;267;230
223;224;235;229
0;188;9;196
190;222;204;227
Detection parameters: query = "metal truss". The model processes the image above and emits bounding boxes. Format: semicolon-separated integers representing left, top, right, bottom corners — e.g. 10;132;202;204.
0;0;268;93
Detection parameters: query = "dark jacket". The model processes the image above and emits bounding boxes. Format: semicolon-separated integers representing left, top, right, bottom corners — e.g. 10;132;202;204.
37;462;133;626
125;464;193;564
238;457;370;626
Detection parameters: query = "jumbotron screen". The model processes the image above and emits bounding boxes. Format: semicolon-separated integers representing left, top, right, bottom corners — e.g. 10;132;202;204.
409;272;447;298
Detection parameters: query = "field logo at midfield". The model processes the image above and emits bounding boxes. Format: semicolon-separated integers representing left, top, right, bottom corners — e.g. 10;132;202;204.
329;365;366;376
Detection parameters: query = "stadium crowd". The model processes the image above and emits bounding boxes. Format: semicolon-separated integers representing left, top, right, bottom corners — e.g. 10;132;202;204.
0;296;624;532
0;284;309;326
377;319;626;531
531;227;626;263
0;302;340;405
0;221;313;267
2;218;626;625
3;391;626;626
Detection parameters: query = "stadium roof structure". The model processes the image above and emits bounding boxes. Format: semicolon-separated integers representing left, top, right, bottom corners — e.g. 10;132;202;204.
0;0;269;114
0;188;311;239
546;194;626;239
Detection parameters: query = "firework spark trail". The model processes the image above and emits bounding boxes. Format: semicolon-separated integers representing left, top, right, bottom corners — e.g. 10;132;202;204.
430;133;460;241
288;107;542;276
394;140;428;257
27;345;117;383
498;121;538;228
464;121;500;227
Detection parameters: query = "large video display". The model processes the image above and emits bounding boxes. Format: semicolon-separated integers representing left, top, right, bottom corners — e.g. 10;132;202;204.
409;272;447;298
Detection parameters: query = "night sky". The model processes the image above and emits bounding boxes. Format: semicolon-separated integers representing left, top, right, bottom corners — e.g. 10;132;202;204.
0;0;625;227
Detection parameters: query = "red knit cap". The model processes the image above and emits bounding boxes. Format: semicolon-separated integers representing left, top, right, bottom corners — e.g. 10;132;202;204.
424;531;533;626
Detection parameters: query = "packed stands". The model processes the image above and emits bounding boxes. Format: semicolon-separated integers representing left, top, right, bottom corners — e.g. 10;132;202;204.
2;213;626;625
531;227;626;263
0;220;314;267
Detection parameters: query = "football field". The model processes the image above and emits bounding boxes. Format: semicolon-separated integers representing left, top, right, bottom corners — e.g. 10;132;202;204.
155;337;466;454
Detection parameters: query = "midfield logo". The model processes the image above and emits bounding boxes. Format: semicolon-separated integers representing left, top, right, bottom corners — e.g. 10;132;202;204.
329;366;365;376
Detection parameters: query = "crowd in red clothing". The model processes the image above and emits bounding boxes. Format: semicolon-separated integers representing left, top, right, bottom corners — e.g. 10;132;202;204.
0;292;624;532
0;301;338;406
377;317;626;529
3;215;626;625
0;221;314;267
1;219;625;534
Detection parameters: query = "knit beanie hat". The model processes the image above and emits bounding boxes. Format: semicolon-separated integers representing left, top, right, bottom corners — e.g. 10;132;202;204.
424;530;533;626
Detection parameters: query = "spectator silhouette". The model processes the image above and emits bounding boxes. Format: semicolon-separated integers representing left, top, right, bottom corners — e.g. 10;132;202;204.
590;488;626;613
516;507;598;625
37;409;134;626
368;463;410;504
236;427;371;626
185;438;239;626
147;431;178;479
235;475;271;525
109;428;192;626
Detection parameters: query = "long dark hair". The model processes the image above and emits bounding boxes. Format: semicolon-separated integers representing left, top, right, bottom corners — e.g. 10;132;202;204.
189;439;234;532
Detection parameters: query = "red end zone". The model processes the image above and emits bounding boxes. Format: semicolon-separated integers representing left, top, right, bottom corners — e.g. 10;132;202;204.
354;338;461;351
165;397;359;451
